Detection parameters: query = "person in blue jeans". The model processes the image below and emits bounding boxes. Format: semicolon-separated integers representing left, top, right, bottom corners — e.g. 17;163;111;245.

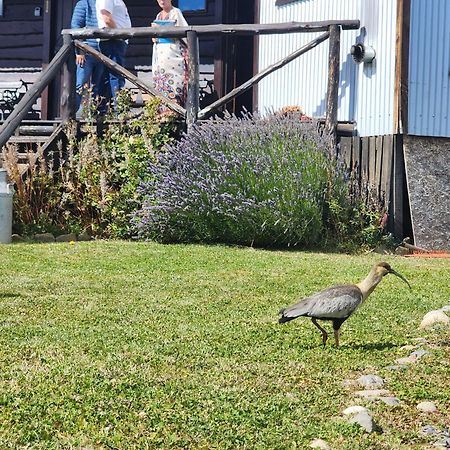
96;0;131;108
71;0;105;114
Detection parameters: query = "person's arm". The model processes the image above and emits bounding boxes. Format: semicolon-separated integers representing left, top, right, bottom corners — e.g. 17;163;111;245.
71;1;87;64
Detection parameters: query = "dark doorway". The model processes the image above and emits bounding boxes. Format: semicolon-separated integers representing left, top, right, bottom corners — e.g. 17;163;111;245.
222;1;256;115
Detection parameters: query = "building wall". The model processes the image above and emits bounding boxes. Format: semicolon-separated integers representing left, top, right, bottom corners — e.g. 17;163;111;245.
0;0;44;69
408;0;450;137
403;136;450;250
257;0;397;137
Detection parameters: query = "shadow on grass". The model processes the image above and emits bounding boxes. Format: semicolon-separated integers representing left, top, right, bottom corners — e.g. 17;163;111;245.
0;293;21;299
349;341;399;351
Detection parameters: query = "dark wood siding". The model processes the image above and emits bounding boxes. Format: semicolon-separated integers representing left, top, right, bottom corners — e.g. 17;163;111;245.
0;0;45;68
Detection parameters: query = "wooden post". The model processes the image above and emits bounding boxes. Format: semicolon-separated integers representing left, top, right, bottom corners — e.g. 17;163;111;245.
325;24;341;148
60;34;76;123
186;30;200;131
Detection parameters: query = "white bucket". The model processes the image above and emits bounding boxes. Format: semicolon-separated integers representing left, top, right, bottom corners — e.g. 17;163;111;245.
0;169;14;244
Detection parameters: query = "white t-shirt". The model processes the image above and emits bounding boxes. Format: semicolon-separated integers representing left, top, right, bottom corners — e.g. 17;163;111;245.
96;0;131;29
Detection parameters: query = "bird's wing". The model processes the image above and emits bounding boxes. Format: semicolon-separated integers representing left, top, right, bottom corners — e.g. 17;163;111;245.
280;285;363;320
308;285;363;319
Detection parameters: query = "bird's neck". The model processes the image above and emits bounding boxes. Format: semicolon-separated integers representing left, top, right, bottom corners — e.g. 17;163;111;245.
356;270;383;300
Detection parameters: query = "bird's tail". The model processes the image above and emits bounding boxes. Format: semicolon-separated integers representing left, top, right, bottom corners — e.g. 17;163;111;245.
278;308;295;324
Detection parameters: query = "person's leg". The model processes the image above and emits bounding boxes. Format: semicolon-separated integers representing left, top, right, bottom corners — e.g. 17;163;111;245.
108;40;128;99
75;55;96;113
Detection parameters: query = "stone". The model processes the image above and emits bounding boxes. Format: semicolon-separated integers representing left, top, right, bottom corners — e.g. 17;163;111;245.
348;411;381;433
55;233;77;243
409;349;431;360
385;364;408;371
357;374;384;389
378;397;400;407
355;389;390;399
342;405;369;416
412;337;428;343
421;425;439;436
11;234;26;243
417;401;437;413
395;357;415;365
77;232;92;241
395;246;411;256
434;437;450;449
309;438;331;450
420;310;450;329
439;305;450;313
33;233;55;243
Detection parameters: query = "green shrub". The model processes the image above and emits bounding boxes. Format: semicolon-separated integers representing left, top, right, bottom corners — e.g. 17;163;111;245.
5;94;175;238
133;113;385;249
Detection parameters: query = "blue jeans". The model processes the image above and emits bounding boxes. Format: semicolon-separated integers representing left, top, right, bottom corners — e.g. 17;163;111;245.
75;53;105;112
99;40;128;106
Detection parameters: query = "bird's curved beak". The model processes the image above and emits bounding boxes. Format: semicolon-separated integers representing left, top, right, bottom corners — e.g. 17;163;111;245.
390;269;411;289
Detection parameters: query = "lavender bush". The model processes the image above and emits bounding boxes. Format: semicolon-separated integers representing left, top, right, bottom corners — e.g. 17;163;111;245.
132;113;351;247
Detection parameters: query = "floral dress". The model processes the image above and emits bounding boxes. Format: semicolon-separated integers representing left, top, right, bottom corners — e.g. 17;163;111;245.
152;7;189;107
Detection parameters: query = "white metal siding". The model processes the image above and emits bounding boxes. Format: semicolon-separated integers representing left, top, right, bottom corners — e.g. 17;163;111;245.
257;0;397;137
408;0;450;137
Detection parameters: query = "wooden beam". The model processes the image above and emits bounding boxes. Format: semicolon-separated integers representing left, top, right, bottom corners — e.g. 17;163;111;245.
325;24;341;146
394;0;411;134
63;20;360;40
75;41;186;117
41;0;53;120
61;35;76;123
186;30;200;131
198;31;330;120
0;43;71;150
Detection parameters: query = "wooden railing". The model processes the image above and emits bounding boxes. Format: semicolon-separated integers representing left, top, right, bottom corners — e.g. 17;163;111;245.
0;20;360;149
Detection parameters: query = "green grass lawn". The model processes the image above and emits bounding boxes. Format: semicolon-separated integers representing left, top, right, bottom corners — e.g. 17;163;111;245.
1;241;449;449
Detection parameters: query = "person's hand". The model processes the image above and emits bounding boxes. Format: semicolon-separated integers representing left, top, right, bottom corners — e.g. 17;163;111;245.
151;22;159;43
76;54;86;66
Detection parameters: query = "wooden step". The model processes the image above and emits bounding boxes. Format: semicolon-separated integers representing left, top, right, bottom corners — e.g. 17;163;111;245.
8;135;49;144
18;125;56;135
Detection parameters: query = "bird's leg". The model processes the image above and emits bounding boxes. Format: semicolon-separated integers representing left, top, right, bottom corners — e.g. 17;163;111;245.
334;329;340;347
311;318;328;347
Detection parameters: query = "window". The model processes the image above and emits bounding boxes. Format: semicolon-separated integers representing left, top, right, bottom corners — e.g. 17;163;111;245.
0;0;3;17
179;0;206;12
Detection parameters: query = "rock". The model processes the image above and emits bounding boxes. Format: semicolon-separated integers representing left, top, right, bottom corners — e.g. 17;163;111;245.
378;397;400;407
395;246;411;256
33;233;55;243
348;411;381;433
421;425;439;436
420;310;450;329
11;234;26;243
357;374;384;389
77;232;92;242
433;436;450;449
309;438;331;449
439;305;450;313
55;233;77;243
355;389;390;399
417;401;437;413
409;349;431;360
395;357;415;365
412;337;428;343
385;364;408;371
342;405;369;416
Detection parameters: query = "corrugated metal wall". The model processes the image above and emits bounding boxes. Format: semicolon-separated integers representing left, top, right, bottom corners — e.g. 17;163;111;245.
408;0;450;137
257;0;397;137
